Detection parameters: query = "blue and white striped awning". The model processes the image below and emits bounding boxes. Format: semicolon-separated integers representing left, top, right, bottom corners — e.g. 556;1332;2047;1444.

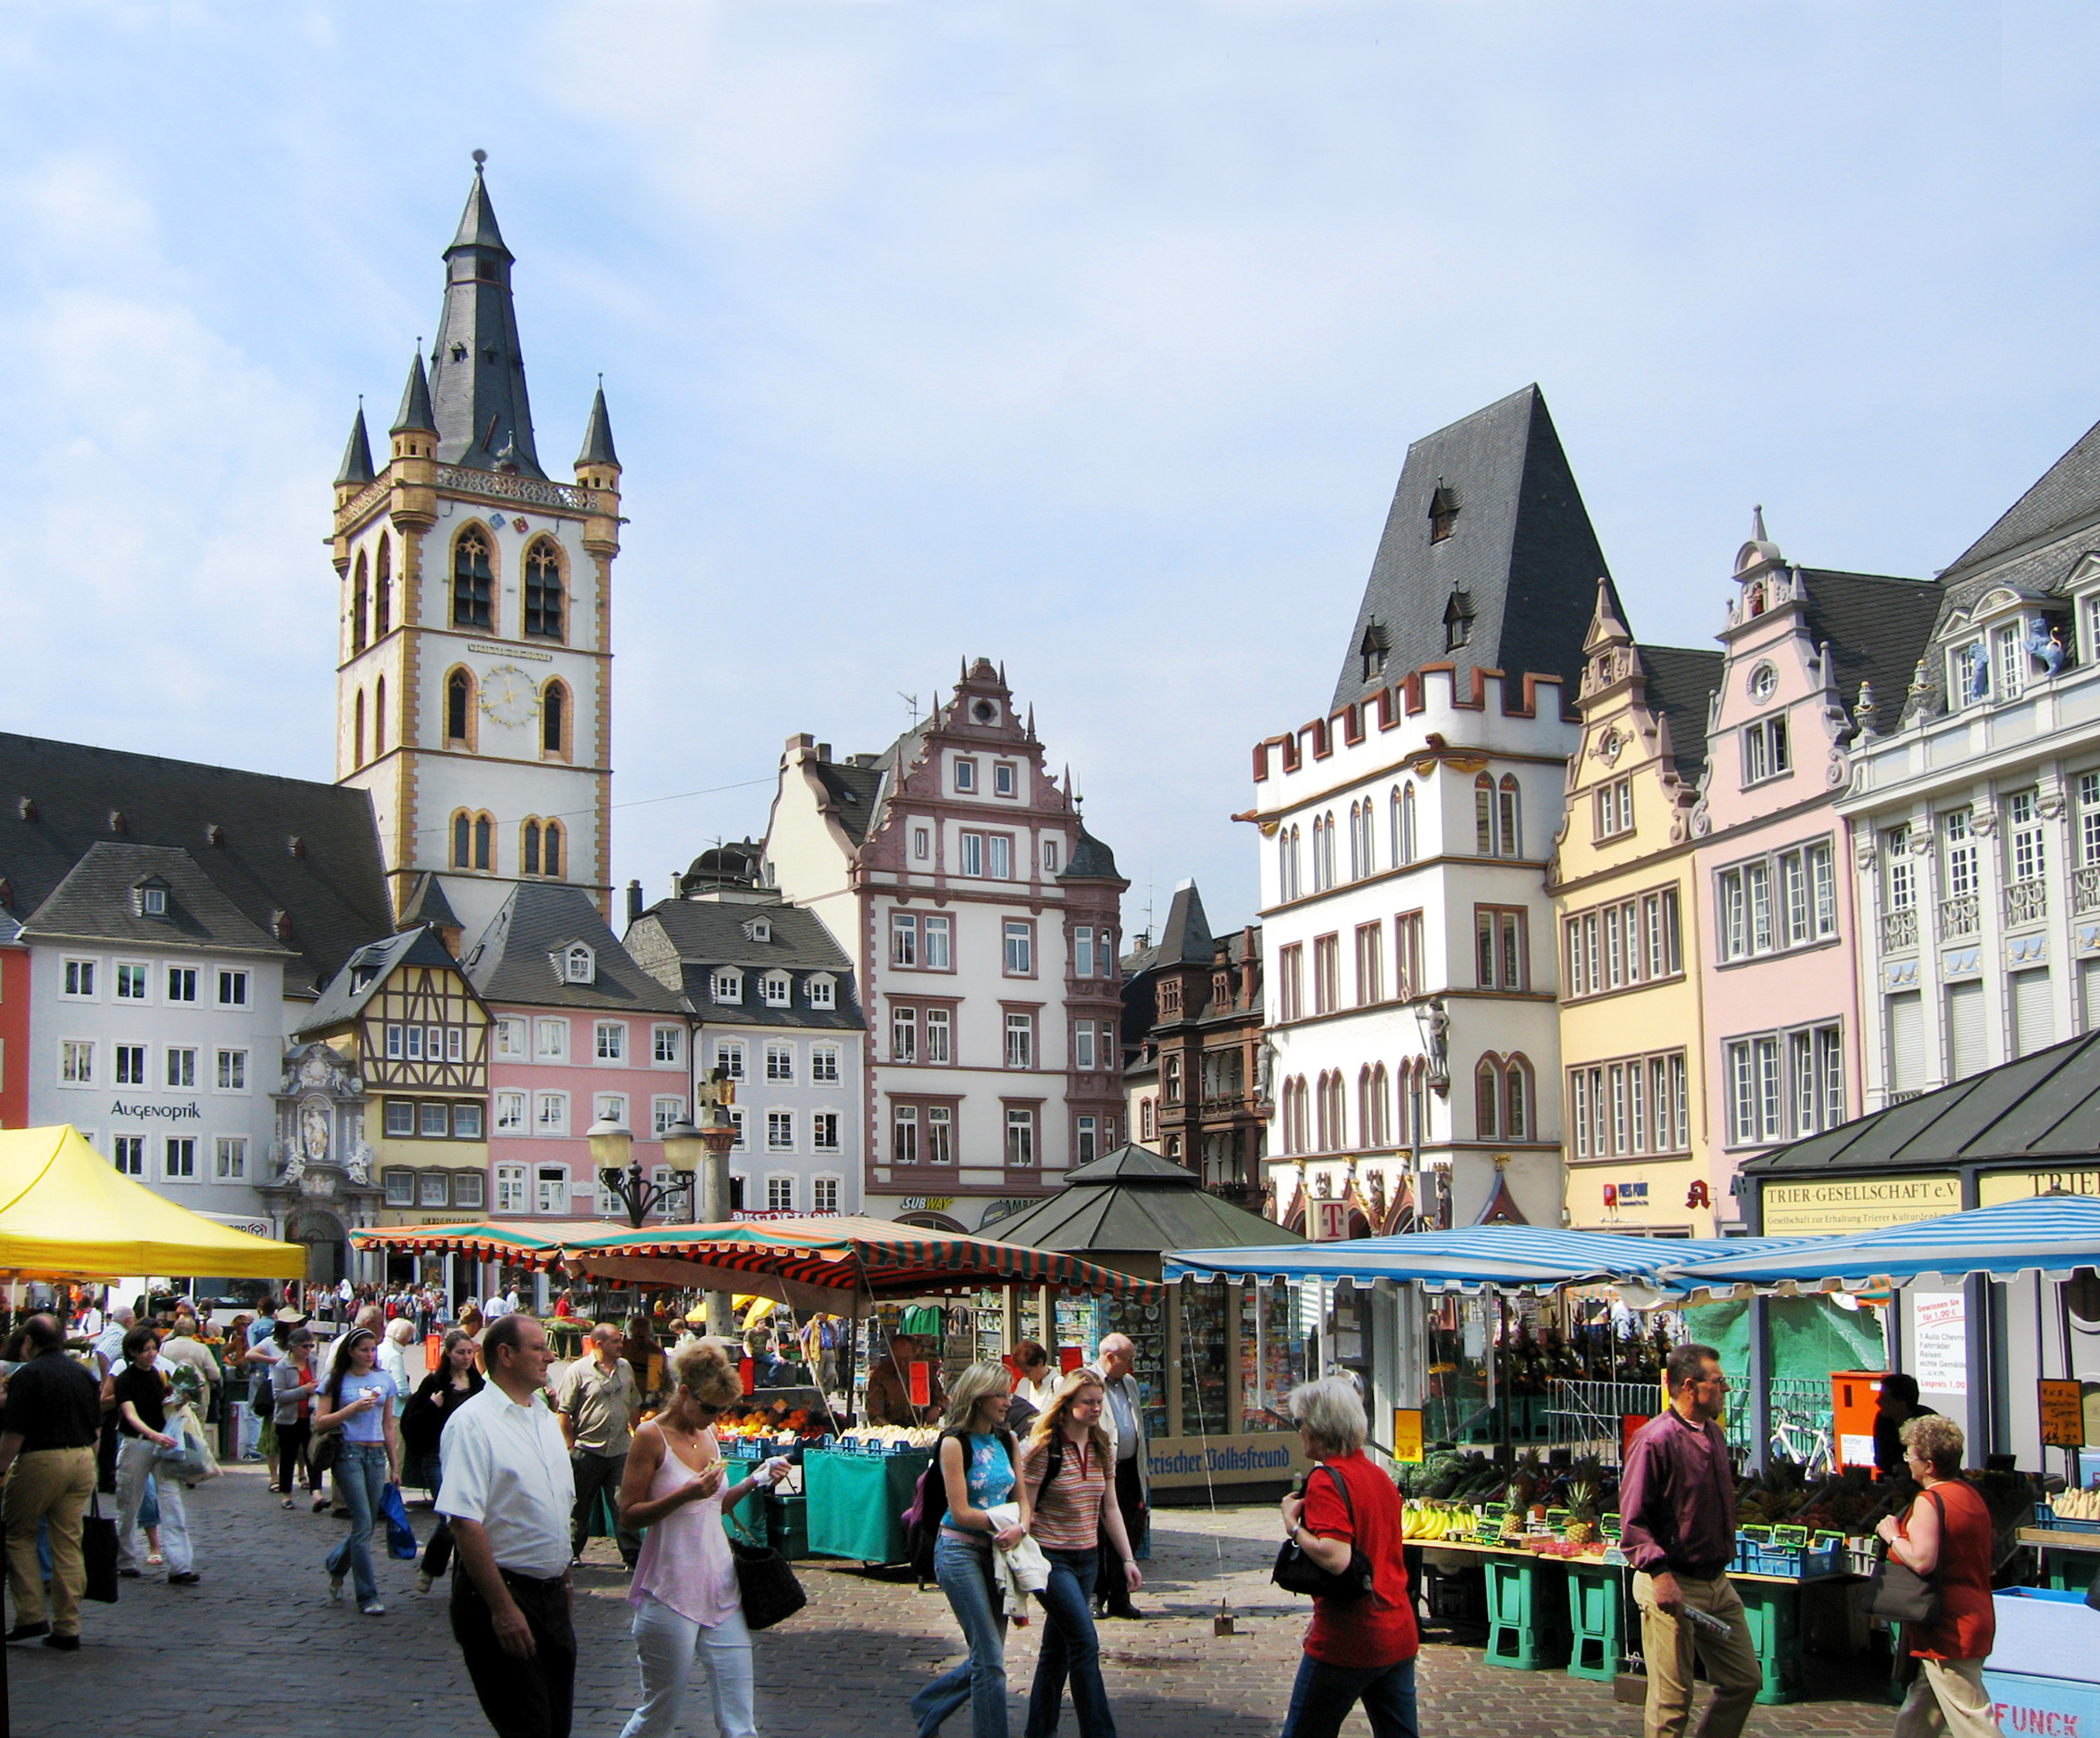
1163;1226;1808;1294
1650;1195;2100;1294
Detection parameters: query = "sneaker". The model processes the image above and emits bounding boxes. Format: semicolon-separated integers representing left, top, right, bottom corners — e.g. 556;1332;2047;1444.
360;1600;385;1617
167;1571;201;1586
328;1572;345;1603
42;1632;80;1653
416;1573;435;1597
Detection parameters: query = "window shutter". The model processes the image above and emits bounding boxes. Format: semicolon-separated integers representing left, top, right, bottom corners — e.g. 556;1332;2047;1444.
2081;958;2100;1035
2011;969;2054;1057
1945;981;1988;1081
1888;992;1925;1094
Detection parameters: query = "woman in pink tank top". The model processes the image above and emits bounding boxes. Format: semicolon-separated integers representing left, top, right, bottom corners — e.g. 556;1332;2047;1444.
617;1342;787;1738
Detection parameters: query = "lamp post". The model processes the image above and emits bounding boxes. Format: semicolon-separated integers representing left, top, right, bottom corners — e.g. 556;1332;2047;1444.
588;1114;696;1231
686;1090;740;1338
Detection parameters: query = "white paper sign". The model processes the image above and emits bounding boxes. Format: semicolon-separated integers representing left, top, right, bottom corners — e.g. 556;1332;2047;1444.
1912;1293;1969;1397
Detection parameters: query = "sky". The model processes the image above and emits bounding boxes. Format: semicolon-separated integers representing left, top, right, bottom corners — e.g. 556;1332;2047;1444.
2;2;2099;939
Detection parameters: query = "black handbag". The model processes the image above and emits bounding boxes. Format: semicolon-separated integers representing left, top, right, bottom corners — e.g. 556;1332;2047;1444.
730;1537;807;1631
81;1488;119;1605
1272;1465;1377;1601
1868;1488;1944;1626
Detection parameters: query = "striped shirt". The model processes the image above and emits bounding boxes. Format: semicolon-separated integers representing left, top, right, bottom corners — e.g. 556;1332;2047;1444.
1019;1430;1110;1552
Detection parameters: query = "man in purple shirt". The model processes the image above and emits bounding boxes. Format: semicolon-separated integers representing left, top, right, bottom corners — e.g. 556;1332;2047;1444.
1620;1343;1760;1738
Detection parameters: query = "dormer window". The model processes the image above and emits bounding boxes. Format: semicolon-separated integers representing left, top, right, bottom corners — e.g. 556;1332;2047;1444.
761;971;792;1007
1359;622;1390;684
134;878;170;919
742;917;772;944
807;974;836;1009
712;969;743;1004
1444;591;1474;651
1428;484;1460;544
561;944;595;984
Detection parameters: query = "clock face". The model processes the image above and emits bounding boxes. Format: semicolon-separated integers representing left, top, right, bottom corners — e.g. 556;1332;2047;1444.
481;664;537;730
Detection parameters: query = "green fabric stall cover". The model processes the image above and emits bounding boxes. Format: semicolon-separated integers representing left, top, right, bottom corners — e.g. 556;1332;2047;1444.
1683;1298;1886;1385
804;1447;932;1562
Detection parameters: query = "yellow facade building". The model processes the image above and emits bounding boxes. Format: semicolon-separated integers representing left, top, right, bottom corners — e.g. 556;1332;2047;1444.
1549;585;1724;1234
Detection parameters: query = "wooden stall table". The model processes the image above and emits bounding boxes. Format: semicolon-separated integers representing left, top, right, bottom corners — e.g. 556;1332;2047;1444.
2017;1527;2100;1593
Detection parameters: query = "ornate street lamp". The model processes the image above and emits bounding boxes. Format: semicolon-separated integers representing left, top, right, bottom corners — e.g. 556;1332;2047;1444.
588;1113;696;1230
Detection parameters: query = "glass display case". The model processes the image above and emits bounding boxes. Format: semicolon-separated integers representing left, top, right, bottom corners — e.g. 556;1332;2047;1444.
1240;1280;1306;1432
1096;1291;1169;1441
1178;1280;1231;1437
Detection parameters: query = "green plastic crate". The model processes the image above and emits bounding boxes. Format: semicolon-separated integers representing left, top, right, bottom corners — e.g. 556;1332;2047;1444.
769;1493;810;1559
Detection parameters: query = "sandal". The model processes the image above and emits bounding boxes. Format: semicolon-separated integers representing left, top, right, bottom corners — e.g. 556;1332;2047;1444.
145;1552;164;1568
281;1497;294;1510
311;1494;328;1513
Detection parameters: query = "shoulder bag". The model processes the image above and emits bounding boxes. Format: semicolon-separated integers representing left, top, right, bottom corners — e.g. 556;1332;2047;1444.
1868;1487;1945;1626
81;1488;119;1604
1272;1464;1377;1601
731;1538;807;1630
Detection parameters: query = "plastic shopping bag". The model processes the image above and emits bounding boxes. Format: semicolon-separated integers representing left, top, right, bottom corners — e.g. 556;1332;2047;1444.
380;1481;419;1561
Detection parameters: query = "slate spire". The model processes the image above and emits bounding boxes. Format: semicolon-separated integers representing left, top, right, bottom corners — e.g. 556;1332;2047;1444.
426;154;543;478
334;402;375;487
391;350;436;435
576;380;619;469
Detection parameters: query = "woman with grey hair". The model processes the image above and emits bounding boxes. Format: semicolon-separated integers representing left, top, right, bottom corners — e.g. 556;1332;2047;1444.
1875;1413;2006;1738
1275;1376;1417;1738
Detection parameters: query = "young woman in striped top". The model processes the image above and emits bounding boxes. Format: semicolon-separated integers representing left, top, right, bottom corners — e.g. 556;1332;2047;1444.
1019;1371;1142;1738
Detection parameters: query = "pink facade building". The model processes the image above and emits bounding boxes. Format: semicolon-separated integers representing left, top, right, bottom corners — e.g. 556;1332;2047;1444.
1691;518;1938;1221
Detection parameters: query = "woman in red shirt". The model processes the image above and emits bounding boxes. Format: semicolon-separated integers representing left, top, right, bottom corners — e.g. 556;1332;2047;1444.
1874;1413;2006;1738
1276;1377;1418;1738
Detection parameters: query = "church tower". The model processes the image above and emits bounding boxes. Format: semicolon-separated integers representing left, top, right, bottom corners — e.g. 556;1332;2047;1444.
331;156;619;940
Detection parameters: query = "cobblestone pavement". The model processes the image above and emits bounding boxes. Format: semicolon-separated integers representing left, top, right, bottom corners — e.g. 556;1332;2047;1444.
5;1462;1897;1737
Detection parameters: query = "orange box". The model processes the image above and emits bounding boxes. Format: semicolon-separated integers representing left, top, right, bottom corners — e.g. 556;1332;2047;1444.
1831;1370;1889;1469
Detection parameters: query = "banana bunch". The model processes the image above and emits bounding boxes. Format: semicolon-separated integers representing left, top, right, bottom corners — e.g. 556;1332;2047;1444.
2056;1487;2100;1521
1400;1501;1482;1543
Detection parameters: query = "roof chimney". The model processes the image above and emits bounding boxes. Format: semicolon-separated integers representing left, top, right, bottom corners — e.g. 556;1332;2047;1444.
627;879;644;926
817;744;831;762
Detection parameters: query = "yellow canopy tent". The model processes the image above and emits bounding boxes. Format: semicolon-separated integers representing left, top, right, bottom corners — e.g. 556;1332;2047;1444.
0;1125;306;1282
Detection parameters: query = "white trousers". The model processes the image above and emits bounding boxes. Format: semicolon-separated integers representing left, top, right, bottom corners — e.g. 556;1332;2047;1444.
620;1593;756;1738
115;1436;192;1574
1894;1657;2007;1738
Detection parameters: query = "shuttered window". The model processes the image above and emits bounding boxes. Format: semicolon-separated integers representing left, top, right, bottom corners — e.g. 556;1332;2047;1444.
2011;969;2054;1057
1888;992;1925;1094
2081;958;2100;1035
1946;981;1989;1081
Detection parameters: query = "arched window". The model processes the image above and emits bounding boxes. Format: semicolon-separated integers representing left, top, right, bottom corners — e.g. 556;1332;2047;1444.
446;669;474;747
474;811;493;871
353;689;365;769
542;818;563;878
374;676;386;756
373;535;391;638
1281;826;1302;902
1372;1063;1390;1146
452;528;494;629
1498;775;1521;859
451;810;472;869
1395;782;1417;865
522;819;543;876
1476;1058;1501;1140
1347;803;1363;881
350;552;369;653
1504;1055;1531;1141
541;680;569;759
523;538;564;640
1358;1064;1391;1148
1309;817;1326;892
1326;1073;1347;1151
1475;774;1495;856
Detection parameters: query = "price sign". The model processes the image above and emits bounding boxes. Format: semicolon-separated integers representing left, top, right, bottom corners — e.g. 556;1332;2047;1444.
908;1360;932;1408
1391;1407;1425;1464
1622;1415;1653;1459
2041;1379;2087;1447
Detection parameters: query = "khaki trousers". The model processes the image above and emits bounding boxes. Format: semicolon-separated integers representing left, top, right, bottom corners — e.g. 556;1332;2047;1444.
1894;1657;2006;1738
3;1445;95;1636
1634;1569;1762;1738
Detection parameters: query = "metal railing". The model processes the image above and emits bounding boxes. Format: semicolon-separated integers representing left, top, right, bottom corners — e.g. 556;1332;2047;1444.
1724;1377;1835;1464
1545;1380;1663;1463
1940;894;1981;939
2005;880;2048;927
1880;909;1918;952
435;466;594;512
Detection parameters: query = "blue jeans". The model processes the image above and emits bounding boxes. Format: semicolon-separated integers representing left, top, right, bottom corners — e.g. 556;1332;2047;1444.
326;1443;388;1603
911;1532;1008;1738
1280;1652;1418;1738
1026;1548;1114;1738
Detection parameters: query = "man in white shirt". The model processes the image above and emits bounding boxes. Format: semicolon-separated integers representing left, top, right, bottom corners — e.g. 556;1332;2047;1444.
1088;1332;1152;1619
484;1294;511;1320
439;1312;577;1737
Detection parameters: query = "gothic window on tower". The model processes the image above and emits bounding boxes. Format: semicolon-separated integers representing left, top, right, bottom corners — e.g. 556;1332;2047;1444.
453;808;495;872
541;680;569;760
522;818;563;878
445;669;477;749
453;528;494;630
375;676;386;756
373;535;391;637
351;551;369;654
354;690;366;769
523;539;565;641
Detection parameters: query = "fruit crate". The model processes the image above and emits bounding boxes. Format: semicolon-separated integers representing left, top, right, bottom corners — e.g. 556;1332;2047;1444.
2035;1502;2100;1535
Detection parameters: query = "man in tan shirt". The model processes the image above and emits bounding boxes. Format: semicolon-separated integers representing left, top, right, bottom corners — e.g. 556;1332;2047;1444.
862;1333;946;1426
553;1324;642;1569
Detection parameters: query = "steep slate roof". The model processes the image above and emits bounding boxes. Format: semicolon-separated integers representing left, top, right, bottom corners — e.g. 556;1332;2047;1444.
1745;1027;2100;1179
294;925;461;1036
988;1144;1303;1255
1794;568;1944;722
1636;646;1726;790
577;383;619;468
335;406;375;487
1942;413;2100;582
628;898;864;1032
1331;385;1611;714
398;871;462;932
0;732;394;999
809;760;886;846
1061;826;1119;882
1156;882;1215;966
427;166;543;477
462;883;684;1015
21;842;294;957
